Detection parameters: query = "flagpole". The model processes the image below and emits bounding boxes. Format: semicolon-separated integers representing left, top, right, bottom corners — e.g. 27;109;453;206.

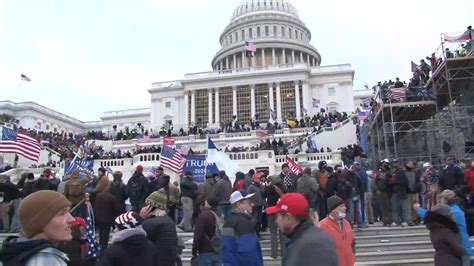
205;135;209;175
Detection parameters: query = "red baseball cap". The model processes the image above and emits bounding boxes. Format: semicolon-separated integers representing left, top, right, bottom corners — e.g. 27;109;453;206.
266;193;309;218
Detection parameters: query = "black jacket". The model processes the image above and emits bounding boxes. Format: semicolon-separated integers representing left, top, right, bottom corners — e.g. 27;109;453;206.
0;236;54;266
108;181;127;213
214;176;232;204
283;219;338;266
98;228;158;266
142;215;178;266
32;177;56;192
180;178;197;199
425;211;466;266
439;165;466;192
94;191;122;225
262;182;284;207
279;172;298;193
390;167;409;199
126;171;149;204
0;181;21;202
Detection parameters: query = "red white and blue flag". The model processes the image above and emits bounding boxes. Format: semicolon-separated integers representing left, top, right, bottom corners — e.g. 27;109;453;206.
160;145;185;174
245;41;256;52
388;88;406;101
0;127;41;161
20;74;31;82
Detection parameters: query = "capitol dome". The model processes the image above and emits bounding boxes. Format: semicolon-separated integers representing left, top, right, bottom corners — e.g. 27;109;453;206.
211;0;321;70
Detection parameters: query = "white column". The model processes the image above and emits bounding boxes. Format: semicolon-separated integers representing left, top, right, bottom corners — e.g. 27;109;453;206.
215;88;220;125
233;54;237;69
219;61;223;71
299;51;303;63
208;89;213;125
251;50;256;67
184;92;189;125
276;82;282;121
268;83;274;112
282;49;286;64
272;48;276;65
302;81;311;115
250;85;256;119
242;51;246;68
306;54;310;65
225;57;229;69
292;50;295;63
261;48;265;66
312;58;316;66
232;86;237;116
295;81;301;118
191;91;196;124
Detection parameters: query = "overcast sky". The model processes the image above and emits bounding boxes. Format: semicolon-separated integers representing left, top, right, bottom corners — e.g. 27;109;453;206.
0;0;472;121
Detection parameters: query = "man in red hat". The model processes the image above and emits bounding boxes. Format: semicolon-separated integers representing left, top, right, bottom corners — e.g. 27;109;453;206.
266;193;338;266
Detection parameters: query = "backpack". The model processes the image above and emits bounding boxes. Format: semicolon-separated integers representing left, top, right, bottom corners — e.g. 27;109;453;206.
128;178;143;203
68;179;83;197
336;179;353;200
208;211;222;255
296;176;316;202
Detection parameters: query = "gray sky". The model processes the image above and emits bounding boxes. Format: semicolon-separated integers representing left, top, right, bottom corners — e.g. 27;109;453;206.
1;0;472;121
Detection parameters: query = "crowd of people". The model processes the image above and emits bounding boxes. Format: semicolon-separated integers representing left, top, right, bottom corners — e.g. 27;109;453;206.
1;152;474;265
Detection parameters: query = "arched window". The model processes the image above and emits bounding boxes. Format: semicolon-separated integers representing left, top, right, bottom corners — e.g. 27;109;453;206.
249;28;253;38
281;26;284;37
289;28;292;38
230;34;233;43
273;26;277;36
235;32;238;42
241;29;245;40
265;26;269;36
295;29;297;39
257;27;260;37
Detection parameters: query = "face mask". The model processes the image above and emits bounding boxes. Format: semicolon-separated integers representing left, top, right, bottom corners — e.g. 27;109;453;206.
338;212;346;220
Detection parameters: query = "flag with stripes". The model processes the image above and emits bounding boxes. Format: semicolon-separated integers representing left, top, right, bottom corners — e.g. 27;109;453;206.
361;97;371;107
312;98;320;108
388;88;406;101
160;145;185;174
0;127;41;161
245;41;256;52
85;201;100;259
357;110;369;120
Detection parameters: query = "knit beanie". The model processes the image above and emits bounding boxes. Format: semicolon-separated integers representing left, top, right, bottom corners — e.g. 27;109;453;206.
19;190;71;238
206;197;219;208
115;211;144;230
145;189;168;210
327;195;344;214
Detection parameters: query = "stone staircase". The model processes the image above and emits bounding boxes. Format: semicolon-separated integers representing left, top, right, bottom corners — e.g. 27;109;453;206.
1;224;472;265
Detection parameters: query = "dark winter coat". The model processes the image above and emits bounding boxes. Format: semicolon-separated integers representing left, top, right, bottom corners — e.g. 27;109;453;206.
0;180;21;202
283;219;338;266
0;236;62;266
425;211;466;266
108;181;127;213
279;172;298;193
94;191;122;225
247;182;263;206
98;227;158;266
192;208;218;256
262;182;284;207
196;178;216;206
126;171;149;204
142;215;178;266
439;165;466;192
180;178;197;199
390;167;409;199
214;176;232;204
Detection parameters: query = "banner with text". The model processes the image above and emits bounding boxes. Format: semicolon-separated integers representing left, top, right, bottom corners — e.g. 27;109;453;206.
183;155;219;183
64;159;95;177
286;156;303;176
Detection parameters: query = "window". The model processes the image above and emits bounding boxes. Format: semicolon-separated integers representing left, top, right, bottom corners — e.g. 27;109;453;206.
257;27;260;37
46;125;50;130
295;29;297;39
289;28;292;38
281;26;284;37
328;87;336;96
300;32;303;40
230;34;233;43
235;32;238;42
265;26;269;36
165;101;171;108
249;28;253;38
241;29;245;40
273;26;277;36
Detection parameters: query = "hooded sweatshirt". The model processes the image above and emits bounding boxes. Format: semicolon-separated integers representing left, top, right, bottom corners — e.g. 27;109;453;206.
0;236;68;266
98;227;158;266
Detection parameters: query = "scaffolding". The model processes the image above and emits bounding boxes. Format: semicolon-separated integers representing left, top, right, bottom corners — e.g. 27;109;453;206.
368;46;474;164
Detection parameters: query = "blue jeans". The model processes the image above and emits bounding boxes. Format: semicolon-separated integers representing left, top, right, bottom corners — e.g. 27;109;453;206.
348;197;365;225
217;204;231;220
10;199;21;233
197;252;221;266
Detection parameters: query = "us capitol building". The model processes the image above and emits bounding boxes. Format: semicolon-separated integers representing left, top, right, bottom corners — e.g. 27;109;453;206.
0;0;370;136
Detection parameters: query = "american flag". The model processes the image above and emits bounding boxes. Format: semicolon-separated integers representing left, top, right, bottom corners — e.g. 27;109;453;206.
312;98;320;108
0;127;41;161
20;74;31;82
160;145;186;174
85;201;100;259
388;88;406;101
361;97;371;107
357;110;369;120
245;41;256;52
301;107;308;114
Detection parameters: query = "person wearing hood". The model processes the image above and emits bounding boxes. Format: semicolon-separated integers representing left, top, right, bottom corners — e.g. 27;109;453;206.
416;189;472;265
108;171;128;213
0;190;74;266
192;197;222;265
98;211;158;266
424;203;465;266
0;175;21;233
319;195;356;266
247;172;264;237
262;175;286;258
126;165;149;212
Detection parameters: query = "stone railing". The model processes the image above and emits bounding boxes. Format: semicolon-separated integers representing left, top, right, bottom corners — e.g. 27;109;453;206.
98;158;132;168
